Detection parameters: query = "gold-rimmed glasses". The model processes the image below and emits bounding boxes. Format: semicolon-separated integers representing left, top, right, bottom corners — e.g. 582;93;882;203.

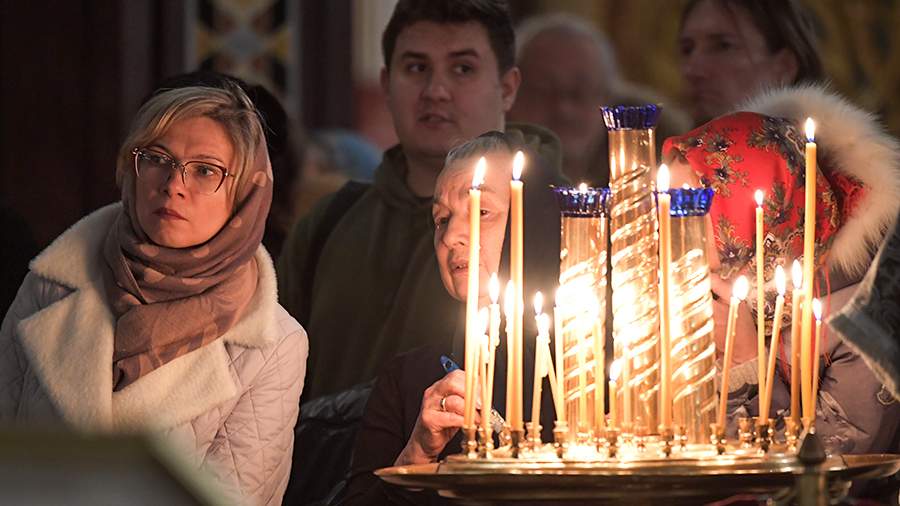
132;147;234;195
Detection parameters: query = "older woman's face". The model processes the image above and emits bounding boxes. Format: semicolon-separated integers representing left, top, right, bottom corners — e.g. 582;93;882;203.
433;152;512;302
135;116;234;248
679;0;797;124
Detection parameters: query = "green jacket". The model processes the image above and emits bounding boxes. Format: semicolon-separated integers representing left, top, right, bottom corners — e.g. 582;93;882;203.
277;123;566;400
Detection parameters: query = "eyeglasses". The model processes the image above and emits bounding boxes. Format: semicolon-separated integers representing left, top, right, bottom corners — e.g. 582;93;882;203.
132;147;234;195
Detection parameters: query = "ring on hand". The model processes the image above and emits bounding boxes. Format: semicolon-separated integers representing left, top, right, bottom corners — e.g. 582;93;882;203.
440;396;447;412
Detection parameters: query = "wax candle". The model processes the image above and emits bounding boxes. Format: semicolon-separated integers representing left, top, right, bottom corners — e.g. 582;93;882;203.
486;277;500;440
811;298;823;416
761;265;786;419
717;275;749;429
790;260;803;426
801;118;817;422
479;308;491;441
553;288;565;423
531;292;545;427
510;151;525;431
504;280;515;425
755;190;766;403
657;164;673;428
609;359;622;429
593;297;606;431
464;157;486;431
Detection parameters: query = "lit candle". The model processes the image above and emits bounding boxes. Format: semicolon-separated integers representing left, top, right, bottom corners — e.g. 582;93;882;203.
510;151;525;432
463;157;486;431
531;292;545;428
811;298;823;417
532;314;552;435
486;276;501;440
609;359;622;429
801;118;817;422
479;307;491;441
592;296;606;431
755;190;766;406
553;288;565;423
761;265;786;419
790;260;803;426
657;164;673;428
504;280;515;426
717;275;749;428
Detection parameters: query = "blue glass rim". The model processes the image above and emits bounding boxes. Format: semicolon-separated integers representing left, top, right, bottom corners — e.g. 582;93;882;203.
601;104;662;131
552;185;610;217
656;187;715;217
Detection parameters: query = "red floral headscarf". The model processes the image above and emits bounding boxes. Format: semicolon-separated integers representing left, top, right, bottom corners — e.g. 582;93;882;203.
663;112;866;282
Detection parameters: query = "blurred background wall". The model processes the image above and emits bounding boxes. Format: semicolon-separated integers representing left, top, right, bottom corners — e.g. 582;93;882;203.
2;0;898;250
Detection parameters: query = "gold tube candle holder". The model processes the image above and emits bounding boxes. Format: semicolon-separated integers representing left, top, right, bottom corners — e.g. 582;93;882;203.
553;185;610;447
603;105;662;434
666;188;718;444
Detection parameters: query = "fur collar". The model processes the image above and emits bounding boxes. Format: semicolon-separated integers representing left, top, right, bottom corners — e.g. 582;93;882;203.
19;203;280;431
737;84;900;277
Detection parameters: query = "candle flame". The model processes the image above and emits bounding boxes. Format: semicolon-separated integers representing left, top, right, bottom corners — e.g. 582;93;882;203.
805;118;816;142
578;182;588;193
791;259;803;290
504;281;515;319
472;157;487;188
755;189;764;207
479;306;490;335
512;151;524;181
657;164;670;192
812;298;822;321
733;275;750;301
609;359;622;382
775;264;787;296
682;183;691;189
489;273;500;304
533;291;544;316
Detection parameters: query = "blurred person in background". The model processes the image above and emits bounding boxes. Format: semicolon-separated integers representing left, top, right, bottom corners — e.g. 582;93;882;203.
678;0;824;126
0;82;306;505
509;13;690;187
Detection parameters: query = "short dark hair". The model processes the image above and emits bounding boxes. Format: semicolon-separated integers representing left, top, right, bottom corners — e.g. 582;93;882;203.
680;0;824;84
381;0;515;74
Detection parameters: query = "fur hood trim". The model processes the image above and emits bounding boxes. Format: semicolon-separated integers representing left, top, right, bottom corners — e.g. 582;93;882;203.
737;84;900;277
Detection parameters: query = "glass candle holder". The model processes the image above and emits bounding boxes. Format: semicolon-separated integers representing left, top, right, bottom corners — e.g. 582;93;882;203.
667;188;717;444
553;186;609;443
603;105;662;434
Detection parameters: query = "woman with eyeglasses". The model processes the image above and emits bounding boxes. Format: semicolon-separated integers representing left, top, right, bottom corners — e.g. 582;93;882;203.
0;82;307;505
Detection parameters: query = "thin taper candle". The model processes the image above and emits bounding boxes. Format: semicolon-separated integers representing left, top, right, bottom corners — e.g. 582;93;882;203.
811;298;823;423
510;151;525;431
463;158;486;432
657;165;673;428
717;276;749;428
790;260;803;426
755;190;766;409
761;265;786;419
801;118;817;422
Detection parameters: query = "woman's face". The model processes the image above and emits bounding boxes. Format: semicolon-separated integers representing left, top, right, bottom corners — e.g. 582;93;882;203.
679;0;797;124
433;152;512;302
135;116;235;248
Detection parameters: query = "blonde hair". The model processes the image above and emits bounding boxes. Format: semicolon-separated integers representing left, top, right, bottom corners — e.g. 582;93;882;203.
116;83;265;208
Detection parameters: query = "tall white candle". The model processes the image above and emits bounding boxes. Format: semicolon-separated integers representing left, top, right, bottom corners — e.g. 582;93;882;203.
463;158;486;431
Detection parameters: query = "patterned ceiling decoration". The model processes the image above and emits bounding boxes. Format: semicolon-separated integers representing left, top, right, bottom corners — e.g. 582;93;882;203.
187;0;298;109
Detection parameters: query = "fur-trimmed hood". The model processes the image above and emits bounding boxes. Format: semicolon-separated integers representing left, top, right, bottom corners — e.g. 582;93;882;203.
737;84;900;277
15;203;285;431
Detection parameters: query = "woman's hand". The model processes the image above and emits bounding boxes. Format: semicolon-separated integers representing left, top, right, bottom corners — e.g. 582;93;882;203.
711;274;758;364
394;370;479;466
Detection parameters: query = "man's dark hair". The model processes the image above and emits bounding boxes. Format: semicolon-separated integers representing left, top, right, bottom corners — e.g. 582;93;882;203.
680;0;825;84
381;0;515;74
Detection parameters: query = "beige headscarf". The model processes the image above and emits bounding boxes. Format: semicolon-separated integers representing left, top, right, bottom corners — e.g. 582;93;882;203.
103;137;273;391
